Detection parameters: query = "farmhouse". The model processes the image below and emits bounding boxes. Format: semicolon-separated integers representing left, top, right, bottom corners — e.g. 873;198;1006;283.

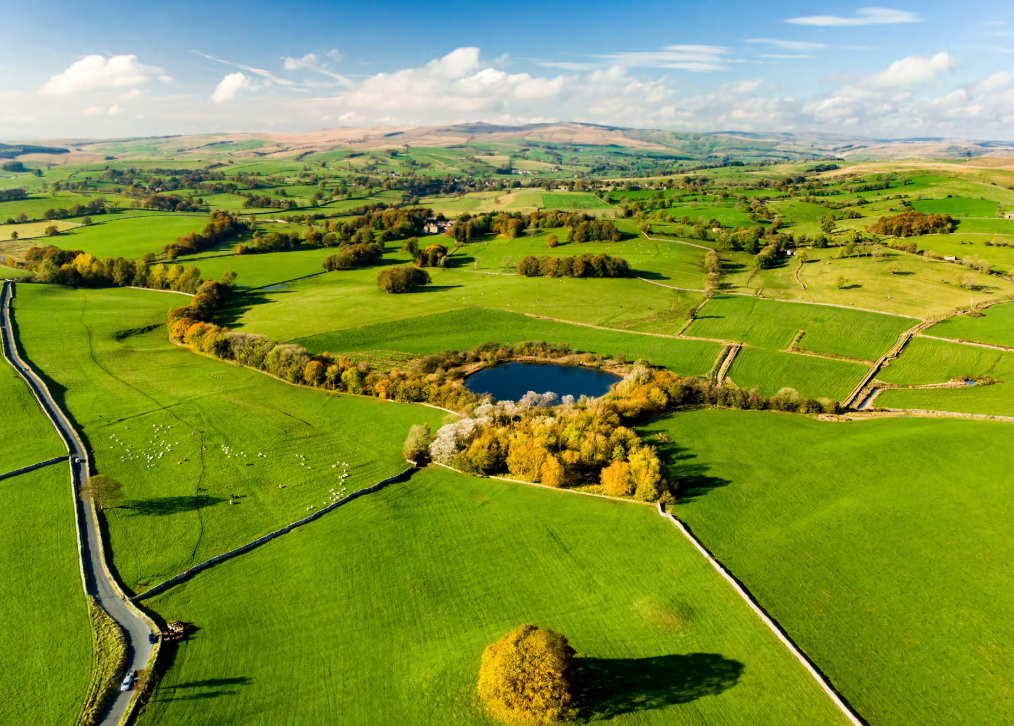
423;220;453;234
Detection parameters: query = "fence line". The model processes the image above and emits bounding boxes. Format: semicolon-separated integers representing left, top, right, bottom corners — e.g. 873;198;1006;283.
133;466;416;601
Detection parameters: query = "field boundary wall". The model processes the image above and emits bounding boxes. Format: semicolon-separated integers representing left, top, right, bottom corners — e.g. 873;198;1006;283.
657;504;865;726
0;455;68;482
132;465;416;602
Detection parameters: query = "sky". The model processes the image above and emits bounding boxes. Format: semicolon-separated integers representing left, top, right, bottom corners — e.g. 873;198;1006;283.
1;0;1012;141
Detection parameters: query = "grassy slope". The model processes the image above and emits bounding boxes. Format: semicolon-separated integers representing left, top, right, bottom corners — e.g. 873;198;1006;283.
643;408;1014;726
0;363;91;724
910;197;999;217
0;264;35;278
875;336;1014;415
296;308;722;376
66;215;208;259
687;295;911;361
927;302;1014;348
141;467;846;726
226;259;702;341
726;347;866;401
12;284;432;592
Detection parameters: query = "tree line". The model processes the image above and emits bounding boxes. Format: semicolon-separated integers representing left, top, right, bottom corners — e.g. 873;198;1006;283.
870;210;955;237
517;254;629;278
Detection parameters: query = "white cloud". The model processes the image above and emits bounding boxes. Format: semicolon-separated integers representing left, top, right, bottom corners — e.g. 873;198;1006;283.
596;45;729;72
41;55;166;95
532;60;601;71
107;104;123;115
283;53;318;70
867;52;954;87
212;72;256;103
760;54;815;60
195;51;294;86
786;7;922;27
745;39;827;50
280;52;353;86
84;106;102;115
977;71;1014;93
326;49;343;62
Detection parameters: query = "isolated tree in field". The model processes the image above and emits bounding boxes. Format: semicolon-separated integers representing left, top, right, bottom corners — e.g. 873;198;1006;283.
545;234;559;249
81;475;122;511
796;250;808;266
478;625;576;725
45;225;59;237
377;265;431;293
9;231;17;240
836;276;847;290
887;262;900;275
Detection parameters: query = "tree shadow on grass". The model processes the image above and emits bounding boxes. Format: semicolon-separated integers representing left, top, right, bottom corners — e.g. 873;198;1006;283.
123;494;227;516
158;676;252;702
215;290;275;328
651;439;731;503
575;653;744;721
409;284;463;293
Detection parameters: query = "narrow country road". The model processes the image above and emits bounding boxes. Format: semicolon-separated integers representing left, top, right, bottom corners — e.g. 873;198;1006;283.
1;281;154;726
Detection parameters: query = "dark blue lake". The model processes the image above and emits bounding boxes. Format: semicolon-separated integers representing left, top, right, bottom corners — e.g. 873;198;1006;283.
464;362;621;402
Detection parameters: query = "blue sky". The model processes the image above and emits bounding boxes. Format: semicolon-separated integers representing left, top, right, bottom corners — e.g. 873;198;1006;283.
1;1;1012;139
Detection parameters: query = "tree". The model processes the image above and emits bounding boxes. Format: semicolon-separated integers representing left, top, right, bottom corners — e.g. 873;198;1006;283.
477;625;576;725
600;459;633;496
403;423;430;463
82;216;93;226
9;231;17;241
376;265;431;293
545;234;559;249
887;262;900;275
796;250;808;266
219;270;238;288
836;276;847;290
45;225;59;237
81;475;122;511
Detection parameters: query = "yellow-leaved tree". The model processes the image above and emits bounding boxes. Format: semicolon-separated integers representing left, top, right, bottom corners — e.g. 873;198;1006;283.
478;624;577;725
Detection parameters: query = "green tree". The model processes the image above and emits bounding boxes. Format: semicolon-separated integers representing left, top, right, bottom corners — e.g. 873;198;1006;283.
836;275;847;290
796;250;808;265
403;423;430;463
545;234;559;249
478;625;576;725
9;231;17;241
81;475;123;511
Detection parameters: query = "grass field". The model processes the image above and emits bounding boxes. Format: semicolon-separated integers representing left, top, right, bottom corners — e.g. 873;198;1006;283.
0;349;91;724
916;234;1014;274
909;197;999;217
0;219;79;241
1;264;34;278
0;466;92;726
140;466;848;726
686;295;912;361
225;258;703;341
926;302;1014;347
875;336;1014;415
642;408;1014;726
12;284;433;592
726;347;867;401
296;308;722;375
184;248;336;289
64;215;209;259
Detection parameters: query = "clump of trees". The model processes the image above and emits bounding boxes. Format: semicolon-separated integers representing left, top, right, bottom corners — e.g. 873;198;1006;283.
446;210;622;243
415;244;447;268
20;245;207;293
478;625;577;725
0;188;28;202
870;210;954;237
517;254;629;278
377;265;431;293
323;242;383;271
174;210;247;254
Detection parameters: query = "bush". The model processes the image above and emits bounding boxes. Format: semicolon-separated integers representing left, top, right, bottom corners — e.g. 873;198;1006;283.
403;423;431;463
377;265;431;293
478;625;576;725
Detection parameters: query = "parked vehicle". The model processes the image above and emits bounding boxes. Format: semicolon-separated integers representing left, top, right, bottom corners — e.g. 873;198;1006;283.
119;670;135;692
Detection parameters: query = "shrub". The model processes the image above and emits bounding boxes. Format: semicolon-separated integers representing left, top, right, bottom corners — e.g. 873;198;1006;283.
377;265;431;293
477;625;576;725
403;424;431;463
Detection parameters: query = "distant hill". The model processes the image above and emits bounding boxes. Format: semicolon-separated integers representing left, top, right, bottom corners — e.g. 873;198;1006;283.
11;123;1014;163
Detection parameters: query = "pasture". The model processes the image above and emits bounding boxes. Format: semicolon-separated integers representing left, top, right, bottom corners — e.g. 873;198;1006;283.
63;215;209;259
297;307;723;375
875;336;1014;416
927;302;1014;347
909;196;999;217
726;347;867;401
686;295;912;361
141;466;848;726
643;408;1014;726
12;284;432;593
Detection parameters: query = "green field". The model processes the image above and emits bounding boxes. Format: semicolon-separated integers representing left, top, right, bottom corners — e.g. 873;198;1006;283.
297;307;722;375
687;295;912;361
225;258;703;342
1;264;34;279
184;247;336;289
643;408;1014;726
65;215;209;259
910;197;1000;218
140;466;847;726
0;352;91;724
875;336;1014;415
12;284;432;593
726;347;867;401
926;302;1014;347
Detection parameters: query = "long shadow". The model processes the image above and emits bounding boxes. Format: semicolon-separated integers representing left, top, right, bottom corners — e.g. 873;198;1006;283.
652;440;732;503
409;284;463;293
575;653;744;721
156;675;252;702
123;494;227;516
215;290;274;328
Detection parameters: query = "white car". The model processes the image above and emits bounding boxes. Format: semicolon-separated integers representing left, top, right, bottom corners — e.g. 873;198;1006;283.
119;671;135;692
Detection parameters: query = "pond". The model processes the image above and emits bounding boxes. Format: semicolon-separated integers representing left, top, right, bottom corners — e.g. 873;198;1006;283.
464;362;621;402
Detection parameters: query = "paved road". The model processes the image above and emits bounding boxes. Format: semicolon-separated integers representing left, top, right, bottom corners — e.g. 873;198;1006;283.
1;280;154;726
